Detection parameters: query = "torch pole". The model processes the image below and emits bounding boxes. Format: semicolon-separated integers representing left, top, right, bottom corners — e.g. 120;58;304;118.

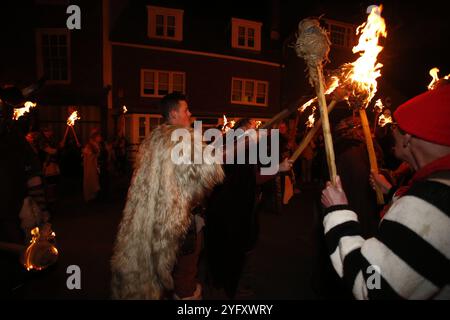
70;126;80;147
0;241;25;254
61;126;70;148
359;108;385;205
290;100;337;162
314;66;337;185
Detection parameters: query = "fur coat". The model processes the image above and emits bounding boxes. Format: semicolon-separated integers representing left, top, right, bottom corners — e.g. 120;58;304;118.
110;124;224;299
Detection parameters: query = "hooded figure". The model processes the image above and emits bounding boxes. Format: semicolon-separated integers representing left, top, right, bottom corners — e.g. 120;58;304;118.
111;124;224;299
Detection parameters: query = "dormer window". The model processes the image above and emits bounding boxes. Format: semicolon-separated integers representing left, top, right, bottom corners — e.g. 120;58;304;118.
231;18;262;51
147;6;183;41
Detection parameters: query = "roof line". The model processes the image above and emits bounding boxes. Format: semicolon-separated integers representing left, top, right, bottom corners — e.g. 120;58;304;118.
111;41;281;67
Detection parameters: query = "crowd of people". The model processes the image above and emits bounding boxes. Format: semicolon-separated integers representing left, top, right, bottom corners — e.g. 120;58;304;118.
1;80;449;299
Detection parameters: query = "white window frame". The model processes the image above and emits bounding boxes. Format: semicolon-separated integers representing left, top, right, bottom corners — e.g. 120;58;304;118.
36;28;71;84
231;18;262;51
140;69;186;98
231;77;268;107
147;6;184;41
321;18;356;49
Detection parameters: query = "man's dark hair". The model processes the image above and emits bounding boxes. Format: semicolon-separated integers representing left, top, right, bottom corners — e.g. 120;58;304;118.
160;92;187;122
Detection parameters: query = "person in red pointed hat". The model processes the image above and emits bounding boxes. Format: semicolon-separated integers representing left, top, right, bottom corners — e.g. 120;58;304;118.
319;84;450;299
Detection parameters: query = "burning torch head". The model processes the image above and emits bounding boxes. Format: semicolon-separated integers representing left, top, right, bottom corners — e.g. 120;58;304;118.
295;18;330;65
0;78;46;134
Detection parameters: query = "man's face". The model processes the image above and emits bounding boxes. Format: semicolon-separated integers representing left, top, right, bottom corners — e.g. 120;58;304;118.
392;126;414;166
169;100;192;128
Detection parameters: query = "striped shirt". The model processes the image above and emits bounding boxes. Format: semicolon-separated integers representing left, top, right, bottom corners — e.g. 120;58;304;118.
323;178;450;299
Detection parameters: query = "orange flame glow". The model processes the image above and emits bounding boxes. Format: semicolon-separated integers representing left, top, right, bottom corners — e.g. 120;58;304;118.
378;113;392;127
373;99;384;113
306;106;316;128
23;227;59;271
298;76;340;112
13;101;37;120
255;120;262;129
340;5;387;108
67;111;80;126
427;67;450;90
222;114;235;133
123;105;128;114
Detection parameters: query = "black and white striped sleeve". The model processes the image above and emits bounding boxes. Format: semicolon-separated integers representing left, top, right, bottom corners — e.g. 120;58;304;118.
323;180;450;300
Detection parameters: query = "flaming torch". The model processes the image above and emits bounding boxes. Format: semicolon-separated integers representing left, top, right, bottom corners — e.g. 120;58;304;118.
121;105;128;137
294;17;338;184
427;67;450;90
62;110;81;147
13;101;37;120
337;5;387;204
372;98;384;134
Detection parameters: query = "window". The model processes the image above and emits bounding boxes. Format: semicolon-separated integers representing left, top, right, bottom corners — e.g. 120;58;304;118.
36;29;71;83
231;18;262;51
321;18;356;49
231;78;268;106
141;69;185;97
147;6;183;41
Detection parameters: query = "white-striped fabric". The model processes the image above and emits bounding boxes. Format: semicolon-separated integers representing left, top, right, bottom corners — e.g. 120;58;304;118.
383;196;450;259
323;178;450;299
361;238;439;299
323;209;358;234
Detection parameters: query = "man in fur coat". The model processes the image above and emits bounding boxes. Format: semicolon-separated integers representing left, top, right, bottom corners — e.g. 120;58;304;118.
111;94;224;299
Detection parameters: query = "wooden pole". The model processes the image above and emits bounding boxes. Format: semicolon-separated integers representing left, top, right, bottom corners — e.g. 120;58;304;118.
70;125;80;147
0;241;25;254
359;108;385;205
61;126;70;147
315;66;337;185
290;100;337;162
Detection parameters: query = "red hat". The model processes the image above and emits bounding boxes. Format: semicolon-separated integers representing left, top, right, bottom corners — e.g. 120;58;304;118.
394;84;450;146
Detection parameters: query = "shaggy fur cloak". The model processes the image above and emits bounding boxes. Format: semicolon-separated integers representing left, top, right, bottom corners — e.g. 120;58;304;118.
111;124;224;299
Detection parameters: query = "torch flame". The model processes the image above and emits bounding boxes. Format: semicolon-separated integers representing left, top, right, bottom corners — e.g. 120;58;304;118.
340;5;387;108
67;111;80;126
123;105;128;114
374;98;384;113
23;226;59;271
298;76;340;112
378;113;392;127
255;120;262;129
306;106;316;128
427;67;450;90
222;114;235;133
13;101;37;120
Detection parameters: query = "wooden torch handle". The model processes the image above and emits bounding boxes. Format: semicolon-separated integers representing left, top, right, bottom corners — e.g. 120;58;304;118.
290;100;337;163
315;66;337;186
359;108;385;205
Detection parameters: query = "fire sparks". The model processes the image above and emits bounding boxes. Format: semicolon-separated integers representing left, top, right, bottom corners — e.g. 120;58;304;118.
67;111;80;126
306;106;316;128
13;101;37;120
339;5;387;108
123;105;128;114
378;113;392;127
427;67;450;90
